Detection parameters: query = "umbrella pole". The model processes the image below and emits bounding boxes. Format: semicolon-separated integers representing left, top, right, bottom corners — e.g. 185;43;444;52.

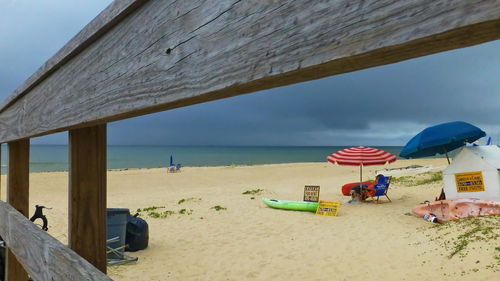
444;148;450;164
360;164;363;183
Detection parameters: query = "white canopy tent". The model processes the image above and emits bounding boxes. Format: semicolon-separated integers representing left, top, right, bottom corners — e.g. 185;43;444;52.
443;146;500;201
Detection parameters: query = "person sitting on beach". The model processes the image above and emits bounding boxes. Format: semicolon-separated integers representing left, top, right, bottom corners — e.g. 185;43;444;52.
349;184;369;202
348;174;384;202
366;174;384;198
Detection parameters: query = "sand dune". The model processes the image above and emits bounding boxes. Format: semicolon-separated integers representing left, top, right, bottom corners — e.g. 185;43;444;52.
1;158;498;280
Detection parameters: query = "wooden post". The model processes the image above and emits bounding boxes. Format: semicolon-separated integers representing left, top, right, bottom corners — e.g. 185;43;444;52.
6;139;30;281
68;125;107;273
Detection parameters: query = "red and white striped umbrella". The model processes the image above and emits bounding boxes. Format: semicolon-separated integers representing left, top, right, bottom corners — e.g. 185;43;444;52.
327;146;396;182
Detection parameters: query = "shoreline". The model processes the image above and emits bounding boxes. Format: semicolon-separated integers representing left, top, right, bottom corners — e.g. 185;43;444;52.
1;145;451;174
1;157;449;175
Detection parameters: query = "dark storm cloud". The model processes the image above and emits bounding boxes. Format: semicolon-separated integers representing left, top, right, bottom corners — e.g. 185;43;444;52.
1;1;499;146
109;40;500;145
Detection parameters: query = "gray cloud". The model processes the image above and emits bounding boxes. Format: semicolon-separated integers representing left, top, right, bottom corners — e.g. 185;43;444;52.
108;40;500;146
2;1;499;146
0;0;112;95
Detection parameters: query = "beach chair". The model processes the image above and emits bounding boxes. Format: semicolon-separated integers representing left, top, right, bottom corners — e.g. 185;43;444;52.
175;163;182;172
107;236;138;266
372;176;392;203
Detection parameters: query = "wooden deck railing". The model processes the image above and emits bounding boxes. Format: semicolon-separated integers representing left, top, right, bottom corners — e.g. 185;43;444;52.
0;0;499;143
1;0;500;280
0;201;112;281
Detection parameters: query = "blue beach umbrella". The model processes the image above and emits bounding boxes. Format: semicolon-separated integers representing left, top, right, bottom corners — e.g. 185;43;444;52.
399;121;486;164
170;155;174;166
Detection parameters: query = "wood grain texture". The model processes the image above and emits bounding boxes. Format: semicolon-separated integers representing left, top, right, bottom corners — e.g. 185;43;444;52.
0;0;149;112
0;146;2;201
6;140;30;281
1;0;500;142
69;125;107;273
0;201;113;281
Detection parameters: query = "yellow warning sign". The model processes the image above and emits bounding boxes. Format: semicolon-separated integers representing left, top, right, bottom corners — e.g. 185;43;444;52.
455;171;485;193
303;185;320;202
315;200;340;217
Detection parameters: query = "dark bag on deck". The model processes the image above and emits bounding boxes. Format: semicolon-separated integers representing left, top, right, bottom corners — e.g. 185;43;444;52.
125;213;149;252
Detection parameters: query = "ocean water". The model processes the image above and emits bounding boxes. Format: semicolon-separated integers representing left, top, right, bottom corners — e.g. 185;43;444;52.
0;145;416;173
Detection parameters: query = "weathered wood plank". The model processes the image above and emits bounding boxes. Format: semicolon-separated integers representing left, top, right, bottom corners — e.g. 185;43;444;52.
1;0;500;142
0;0;149;112
69;125;107;273
0;201;113;281
0;146;1;201
6;140;30;281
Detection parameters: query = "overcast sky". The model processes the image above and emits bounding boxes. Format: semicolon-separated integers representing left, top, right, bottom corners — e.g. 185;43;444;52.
1;1;499;146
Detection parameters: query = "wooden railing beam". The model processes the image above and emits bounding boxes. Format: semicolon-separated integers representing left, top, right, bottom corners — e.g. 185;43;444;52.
68;125;107;273
0;201;113;281
6;139;30;281
0;0;500;143
0;145;2;200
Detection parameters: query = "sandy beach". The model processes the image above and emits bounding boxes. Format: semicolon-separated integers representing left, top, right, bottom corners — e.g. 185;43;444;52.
1;158;499;281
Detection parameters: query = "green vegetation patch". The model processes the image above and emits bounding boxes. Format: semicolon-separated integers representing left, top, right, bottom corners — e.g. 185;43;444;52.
148;210;176;218
386;165;423;171
137;206;165;213
179;208;193;215
137;205;194;218
428;215;500;262
495;246;500;265
211;205;227;211
178;197;202;204
392;171;443;186
242;188;264;195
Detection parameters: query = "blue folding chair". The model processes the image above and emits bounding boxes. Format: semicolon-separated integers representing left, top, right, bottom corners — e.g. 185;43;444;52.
372;176;392;203
168;155;182;173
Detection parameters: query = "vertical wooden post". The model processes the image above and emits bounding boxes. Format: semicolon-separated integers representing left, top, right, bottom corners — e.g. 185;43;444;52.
6;139;30;281
68;124;107;273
